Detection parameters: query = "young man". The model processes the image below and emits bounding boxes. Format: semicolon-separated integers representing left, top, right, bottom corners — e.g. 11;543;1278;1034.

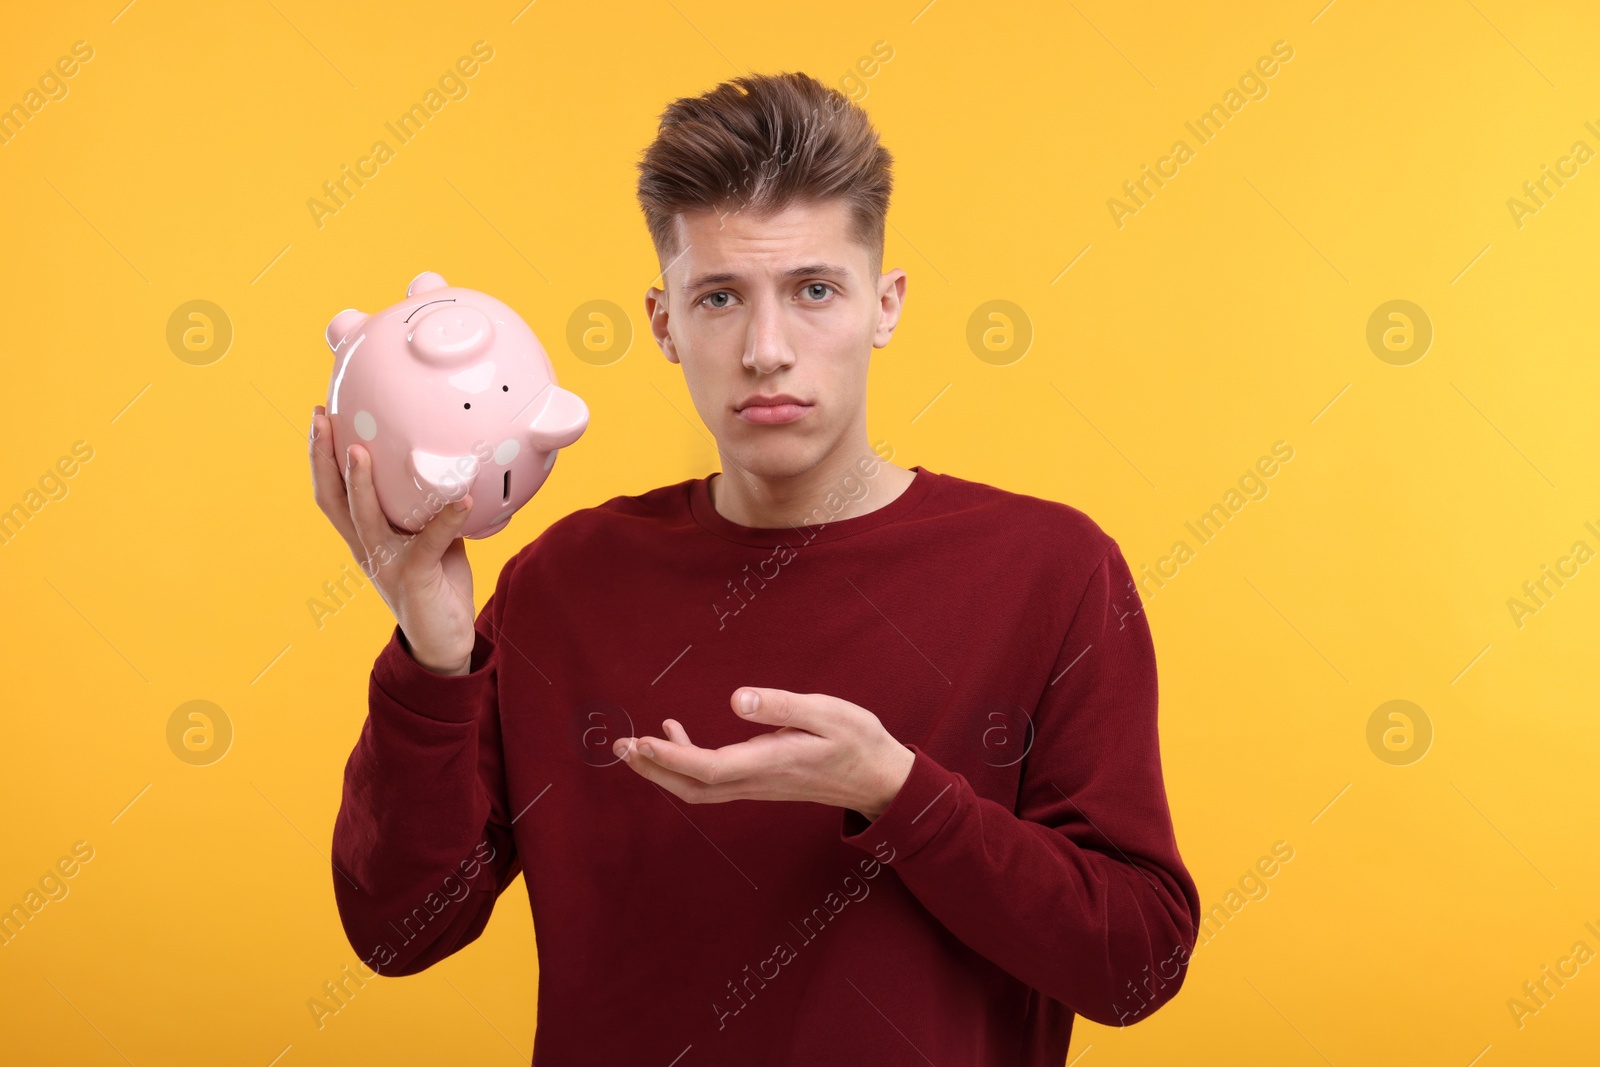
310;71;1200;1065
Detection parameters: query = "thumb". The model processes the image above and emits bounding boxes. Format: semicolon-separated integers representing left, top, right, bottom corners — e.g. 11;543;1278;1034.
732;687;816;728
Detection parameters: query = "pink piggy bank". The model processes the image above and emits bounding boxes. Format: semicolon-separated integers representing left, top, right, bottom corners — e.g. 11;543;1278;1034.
323;270;588;540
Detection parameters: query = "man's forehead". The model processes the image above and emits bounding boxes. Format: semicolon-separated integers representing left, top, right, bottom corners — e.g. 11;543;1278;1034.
667;203;866;291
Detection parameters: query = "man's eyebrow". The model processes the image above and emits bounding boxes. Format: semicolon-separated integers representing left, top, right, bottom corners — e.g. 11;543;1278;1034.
681;263;853;292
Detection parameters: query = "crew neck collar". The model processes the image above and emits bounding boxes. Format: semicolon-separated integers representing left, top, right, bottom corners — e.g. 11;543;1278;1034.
689;465;934;548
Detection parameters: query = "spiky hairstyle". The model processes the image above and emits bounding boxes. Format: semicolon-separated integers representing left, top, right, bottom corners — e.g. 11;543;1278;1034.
635;71;894;274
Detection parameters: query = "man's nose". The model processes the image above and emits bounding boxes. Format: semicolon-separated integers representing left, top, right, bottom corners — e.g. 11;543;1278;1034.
742;299;795;374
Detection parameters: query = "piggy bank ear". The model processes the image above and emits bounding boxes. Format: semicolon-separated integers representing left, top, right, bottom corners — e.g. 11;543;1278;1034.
325;308;367;353
526;385;590;451
408;271;449;297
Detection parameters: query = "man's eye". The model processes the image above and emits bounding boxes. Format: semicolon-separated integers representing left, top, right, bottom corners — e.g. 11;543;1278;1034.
804;283;835;301
701;292;732;309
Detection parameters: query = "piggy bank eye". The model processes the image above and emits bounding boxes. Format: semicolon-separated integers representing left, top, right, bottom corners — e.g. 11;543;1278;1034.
463;403;471;409
502;385;509;391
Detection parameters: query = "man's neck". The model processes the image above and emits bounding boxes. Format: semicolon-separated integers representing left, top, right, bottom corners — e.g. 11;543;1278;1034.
708;452;916;529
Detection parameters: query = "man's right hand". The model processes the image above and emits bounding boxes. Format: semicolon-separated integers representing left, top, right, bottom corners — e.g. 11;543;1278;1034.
309;405;479;676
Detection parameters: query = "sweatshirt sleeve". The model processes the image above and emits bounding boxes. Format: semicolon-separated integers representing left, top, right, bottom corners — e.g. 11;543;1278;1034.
330;549;525;977
838;542;1201;1026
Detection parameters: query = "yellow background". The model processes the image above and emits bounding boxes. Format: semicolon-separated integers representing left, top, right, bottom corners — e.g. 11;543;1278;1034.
3;0;1597;1063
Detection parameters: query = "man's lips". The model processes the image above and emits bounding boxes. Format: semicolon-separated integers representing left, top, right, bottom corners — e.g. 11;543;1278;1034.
735;400;812;425
736;393;808;411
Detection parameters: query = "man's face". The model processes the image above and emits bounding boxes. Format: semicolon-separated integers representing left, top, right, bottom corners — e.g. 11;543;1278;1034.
644;197;906;481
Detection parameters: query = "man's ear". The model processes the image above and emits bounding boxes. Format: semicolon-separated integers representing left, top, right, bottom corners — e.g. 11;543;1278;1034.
645;286;680;364
873;268;908;348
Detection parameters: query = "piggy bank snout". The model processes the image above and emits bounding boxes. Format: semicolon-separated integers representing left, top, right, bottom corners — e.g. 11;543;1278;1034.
408;304;495;364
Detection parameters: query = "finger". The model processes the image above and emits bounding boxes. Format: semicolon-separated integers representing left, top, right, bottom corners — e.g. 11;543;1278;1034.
408;491;473;569
613;737;726;801
633;729;793;786
633;720;700;774
344;443;393;568
732;687;840;733
308;407;359;547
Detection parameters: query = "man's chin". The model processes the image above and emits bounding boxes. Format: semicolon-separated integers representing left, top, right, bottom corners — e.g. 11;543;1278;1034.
719;437;824;481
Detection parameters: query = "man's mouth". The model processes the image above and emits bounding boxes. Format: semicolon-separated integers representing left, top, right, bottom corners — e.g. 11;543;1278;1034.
735;395;813;425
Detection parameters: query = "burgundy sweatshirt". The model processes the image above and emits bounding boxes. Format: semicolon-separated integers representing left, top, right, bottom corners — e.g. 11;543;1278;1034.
331;463;1201;1065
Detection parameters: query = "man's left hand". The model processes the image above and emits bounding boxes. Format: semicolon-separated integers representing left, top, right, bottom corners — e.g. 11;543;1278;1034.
611;687;916;822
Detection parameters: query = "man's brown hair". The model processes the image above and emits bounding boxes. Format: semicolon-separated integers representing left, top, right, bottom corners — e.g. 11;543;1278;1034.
635;71;894;277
